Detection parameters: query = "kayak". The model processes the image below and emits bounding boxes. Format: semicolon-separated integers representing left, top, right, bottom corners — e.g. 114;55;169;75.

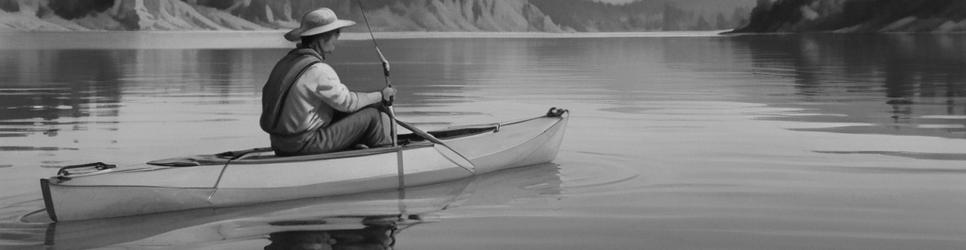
40;108;569;221
18;163;560;249
14;163;560;249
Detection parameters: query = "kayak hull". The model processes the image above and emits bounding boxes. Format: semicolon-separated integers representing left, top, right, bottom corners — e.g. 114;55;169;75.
42;180;214;222
42;110;568;221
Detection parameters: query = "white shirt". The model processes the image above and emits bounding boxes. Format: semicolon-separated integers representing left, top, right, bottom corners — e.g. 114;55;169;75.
275;62;382;135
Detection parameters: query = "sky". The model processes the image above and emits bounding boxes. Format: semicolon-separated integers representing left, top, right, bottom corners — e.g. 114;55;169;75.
593;0;638;3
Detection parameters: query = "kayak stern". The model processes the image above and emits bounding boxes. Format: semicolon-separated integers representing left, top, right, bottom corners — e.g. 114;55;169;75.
42;178;215;222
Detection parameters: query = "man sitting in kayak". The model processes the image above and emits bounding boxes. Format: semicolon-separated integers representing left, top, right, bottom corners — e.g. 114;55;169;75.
260;8;396;156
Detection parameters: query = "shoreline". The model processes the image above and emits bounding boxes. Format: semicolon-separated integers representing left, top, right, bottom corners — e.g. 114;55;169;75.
0;31;729;50
3;30;963;50
0;30;729;37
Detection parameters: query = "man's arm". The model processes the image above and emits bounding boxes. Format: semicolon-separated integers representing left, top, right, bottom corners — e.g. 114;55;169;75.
311;64;383;113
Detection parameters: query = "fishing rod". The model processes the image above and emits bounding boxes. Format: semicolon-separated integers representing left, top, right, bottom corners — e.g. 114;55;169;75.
355;0;395;145
354;0;477;175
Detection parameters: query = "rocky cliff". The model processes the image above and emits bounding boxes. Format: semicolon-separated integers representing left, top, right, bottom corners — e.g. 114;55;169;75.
0;0;750;32
731;0;966;33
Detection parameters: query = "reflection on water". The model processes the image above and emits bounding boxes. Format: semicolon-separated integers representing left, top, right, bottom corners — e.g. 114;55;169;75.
0;49;271;139
0;50;121;138
265;217;398;250
725;34;966;138
3;35;963;143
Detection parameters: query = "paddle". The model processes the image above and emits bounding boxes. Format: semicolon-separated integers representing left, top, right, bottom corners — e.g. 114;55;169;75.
393;119;476;173
355;2;476;174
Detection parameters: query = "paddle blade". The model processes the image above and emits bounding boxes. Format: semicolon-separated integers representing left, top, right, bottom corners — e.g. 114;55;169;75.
393;119;475;173
434;144;476;173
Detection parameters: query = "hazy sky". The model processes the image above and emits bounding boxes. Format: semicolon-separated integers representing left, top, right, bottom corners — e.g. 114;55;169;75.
594;0;637;3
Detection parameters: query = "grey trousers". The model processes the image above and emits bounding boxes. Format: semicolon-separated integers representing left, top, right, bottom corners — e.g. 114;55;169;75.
272;107;392;156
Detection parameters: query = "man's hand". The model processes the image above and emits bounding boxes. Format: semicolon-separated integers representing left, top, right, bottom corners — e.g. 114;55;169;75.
381;87;396;104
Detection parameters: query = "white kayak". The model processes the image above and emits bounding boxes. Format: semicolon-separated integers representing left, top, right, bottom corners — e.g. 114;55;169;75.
40;108;569;221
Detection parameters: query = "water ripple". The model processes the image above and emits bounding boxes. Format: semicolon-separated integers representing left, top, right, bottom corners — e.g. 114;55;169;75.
0;146;78;152
559;151;641;193
816;151;966;161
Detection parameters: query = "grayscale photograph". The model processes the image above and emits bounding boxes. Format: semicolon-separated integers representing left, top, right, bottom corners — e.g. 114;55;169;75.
1;0;965;249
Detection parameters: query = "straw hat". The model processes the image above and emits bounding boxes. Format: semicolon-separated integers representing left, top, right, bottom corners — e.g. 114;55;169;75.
284;8;356;42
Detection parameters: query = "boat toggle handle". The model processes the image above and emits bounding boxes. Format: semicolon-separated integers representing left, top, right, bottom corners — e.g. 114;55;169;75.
546;107;569;117
56;162;116;177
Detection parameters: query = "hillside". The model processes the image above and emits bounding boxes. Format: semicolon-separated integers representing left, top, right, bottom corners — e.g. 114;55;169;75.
0;0;751;32
731;0;966;33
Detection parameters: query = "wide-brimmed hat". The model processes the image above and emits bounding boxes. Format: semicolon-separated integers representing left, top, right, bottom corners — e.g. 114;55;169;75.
284;8;356;42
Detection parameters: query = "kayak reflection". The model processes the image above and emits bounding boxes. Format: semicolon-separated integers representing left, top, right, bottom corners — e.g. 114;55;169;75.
265;216;399;250
27;163;560;249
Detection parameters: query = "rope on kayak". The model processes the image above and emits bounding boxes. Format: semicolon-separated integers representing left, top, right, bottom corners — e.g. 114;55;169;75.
208;149;270;201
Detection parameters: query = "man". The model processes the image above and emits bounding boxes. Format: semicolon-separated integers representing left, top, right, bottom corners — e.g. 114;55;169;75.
261;8;396;156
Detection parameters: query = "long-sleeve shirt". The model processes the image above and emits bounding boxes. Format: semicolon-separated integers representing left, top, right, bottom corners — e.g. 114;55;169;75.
273;63;383;135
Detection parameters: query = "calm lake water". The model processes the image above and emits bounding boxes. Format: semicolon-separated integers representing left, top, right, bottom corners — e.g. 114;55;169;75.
2;32;966;249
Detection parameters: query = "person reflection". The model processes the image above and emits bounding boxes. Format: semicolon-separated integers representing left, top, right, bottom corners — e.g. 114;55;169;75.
264;222;396;250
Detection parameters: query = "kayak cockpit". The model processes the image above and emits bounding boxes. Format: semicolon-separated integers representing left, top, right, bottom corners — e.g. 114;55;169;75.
81;108;567;169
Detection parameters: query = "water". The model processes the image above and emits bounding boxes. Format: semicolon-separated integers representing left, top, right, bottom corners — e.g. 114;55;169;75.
2;32;966;249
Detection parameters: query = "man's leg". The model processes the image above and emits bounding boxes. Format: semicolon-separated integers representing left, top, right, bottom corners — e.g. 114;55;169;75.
310;107;391;153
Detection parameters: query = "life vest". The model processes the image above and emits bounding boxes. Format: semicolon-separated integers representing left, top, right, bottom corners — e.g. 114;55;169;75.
260;48;322;136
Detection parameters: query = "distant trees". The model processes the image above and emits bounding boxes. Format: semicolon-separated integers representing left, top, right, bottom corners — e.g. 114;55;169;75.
732;0;966;33
45;0;114;19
